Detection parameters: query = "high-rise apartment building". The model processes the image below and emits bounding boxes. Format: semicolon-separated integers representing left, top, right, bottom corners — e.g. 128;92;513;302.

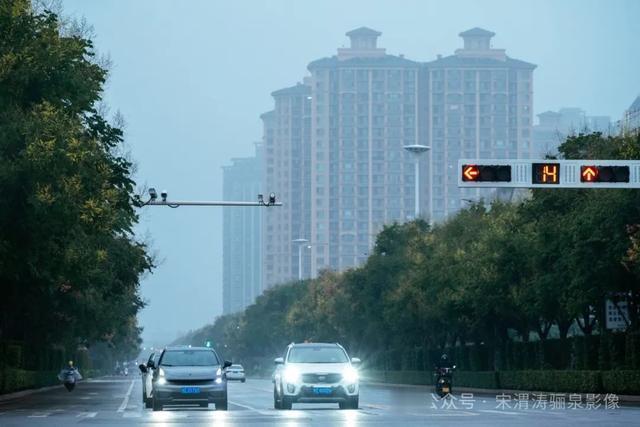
222;145;263;314
533;108;612;157
258;26;537;285
261;83;312;289
621;95;640;135
424;28;536;220
307;27;424;274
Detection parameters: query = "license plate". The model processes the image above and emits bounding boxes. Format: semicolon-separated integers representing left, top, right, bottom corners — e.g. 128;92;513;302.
442;387;450;393
181;387;201;394
313;387;332;395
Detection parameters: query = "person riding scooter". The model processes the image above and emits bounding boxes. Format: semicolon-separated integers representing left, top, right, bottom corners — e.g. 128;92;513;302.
434;354;456;397
58;361;82;392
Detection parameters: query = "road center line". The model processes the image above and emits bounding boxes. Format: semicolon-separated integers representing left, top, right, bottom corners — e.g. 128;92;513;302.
117;380;135;413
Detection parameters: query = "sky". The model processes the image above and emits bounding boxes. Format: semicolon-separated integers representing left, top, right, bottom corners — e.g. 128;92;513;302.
60;0;640;347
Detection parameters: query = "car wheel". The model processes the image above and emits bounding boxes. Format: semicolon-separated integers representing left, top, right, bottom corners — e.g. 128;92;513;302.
282;396;293;410
145;397;152;409
216;398;228;411
349;396;359;409
241;378;246;383
152;397;162;412
273;388;282;409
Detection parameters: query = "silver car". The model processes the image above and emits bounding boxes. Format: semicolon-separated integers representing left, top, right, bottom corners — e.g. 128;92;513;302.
225;364;246;382
150;346;231;411
138;353;159;409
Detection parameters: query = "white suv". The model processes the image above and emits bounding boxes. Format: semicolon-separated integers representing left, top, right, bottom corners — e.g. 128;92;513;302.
273;343;360;410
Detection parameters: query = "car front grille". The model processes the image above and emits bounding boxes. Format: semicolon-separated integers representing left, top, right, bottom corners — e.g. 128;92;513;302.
302;373;342;383
167;379;213;385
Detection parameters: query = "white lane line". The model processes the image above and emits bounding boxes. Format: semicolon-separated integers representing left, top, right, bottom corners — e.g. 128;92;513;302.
28;412;51;418
479;409;522;415
229;400;272;415
117;380;135;413
77;412;98;418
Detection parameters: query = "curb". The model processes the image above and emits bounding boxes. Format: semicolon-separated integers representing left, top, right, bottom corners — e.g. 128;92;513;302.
363;381;640;404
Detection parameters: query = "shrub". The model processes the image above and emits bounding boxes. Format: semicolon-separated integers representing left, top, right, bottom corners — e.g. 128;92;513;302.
601;370;640;395
499;370;601;393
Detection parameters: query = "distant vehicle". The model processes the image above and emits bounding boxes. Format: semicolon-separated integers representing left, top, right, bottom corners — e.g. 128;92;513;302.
139;353;159;408
273;342;360;410
147;346;232;411
226;364;246;382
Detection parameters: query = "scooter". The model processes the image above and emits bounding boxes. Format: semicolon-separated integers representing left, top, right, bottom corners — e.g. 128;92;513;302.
434;365;456;398
62;369;77;392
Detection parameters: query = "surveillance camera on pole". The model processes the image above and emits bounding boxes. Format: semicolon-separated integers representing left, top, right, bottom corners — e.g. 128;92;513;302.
138;188;282;208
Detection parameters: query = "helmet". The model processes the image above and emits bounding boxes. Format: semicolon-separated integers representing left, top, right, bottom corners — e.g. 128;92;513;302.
441;354;448;360
68;360;74;367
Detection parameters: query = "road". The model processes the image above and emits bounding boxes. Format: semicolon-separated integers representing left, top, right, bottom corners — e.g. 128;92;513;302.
0;376;638;426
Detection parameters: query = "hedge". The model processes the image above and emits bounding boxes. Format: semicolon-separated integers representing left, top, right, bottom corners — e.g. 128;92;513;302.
499;370;602;393
0;368;104;395
601;370;640;395
364;369;640;395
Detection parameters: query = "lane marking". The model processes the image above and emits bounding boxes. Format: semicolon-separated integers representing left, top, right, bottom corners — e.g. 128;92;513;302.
28;412;51;418
117;380;135;413
77;412;98;418
229;400;272;415
479;409;522;415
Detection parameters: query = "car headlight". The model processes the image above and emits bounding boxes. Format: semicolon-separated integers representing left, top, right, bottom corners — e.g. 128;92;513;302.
283;366;300;384
215;367;223;384
157;368;166;385
343;366;359;383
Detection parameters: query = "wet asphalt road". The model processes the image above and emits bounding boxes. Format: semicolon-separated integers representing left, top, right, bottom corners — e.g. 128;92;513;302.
0;376;638;426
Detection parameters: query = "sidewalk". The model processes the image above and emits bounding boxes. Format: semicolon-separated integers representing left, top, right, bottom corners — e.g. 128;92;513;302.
363;380;640;404
0;384;62;402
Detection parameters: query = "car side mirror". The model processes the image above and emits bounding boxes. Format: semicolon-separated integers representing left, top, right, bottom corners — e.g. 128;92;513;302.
138;364;147;374
223;360;232;369
274;357;284;365
350;357;361;366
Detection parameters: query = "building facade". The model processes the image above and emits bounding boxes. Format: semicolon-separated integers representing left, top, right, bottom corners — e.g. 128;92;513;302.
621;95;640;135
261;83;312;289
306;27;424;275
533;108;612;158
222;146;263;314
222;144;263;314
424;28;536;220
259;26;537;285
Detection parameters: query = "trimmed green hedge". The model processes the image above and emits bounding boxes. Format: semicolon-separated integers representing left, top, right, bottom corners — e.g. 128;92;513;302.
499;370;602;393
0;368;104;395
601;370;640;395
0;369;58;394
456;371;499;389
365;369;640;394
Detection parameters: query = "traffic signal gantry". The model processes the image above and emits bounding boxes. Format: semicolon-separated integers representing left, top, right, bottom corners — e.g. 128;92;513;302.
459;160;640;189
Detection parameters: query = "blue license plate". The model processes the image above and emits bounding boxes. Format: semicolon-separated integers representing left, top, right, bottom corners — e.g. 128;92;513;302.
313;387;332;395
181;387;200;394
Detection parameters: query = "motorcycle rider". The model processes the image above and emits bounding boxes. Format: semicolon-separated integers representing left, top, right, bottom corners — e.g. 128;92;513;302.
58;361;82;382
436;354;453;370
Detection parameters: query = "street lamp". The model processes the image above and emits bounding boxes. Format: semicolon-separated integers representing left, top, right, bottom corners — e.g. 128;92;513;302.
403;144;430;219
292;238;309;281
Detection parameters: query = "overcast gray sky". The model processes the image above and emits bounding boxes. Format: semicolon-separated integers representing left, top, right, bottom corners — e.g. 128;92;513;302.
61;0;640;346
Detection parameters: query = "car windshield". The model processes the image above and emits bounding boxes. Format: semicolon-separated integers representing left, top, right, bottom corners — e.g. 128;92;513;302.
160;350;219;367
231;365;243;369
287;346;348;363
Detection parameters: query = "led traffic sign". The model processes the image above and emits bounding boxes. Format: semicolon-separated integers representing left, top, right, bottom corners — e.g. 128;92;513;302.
580;165;630;183
532;163;560;184
461;165;511;182
458;159;640;188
